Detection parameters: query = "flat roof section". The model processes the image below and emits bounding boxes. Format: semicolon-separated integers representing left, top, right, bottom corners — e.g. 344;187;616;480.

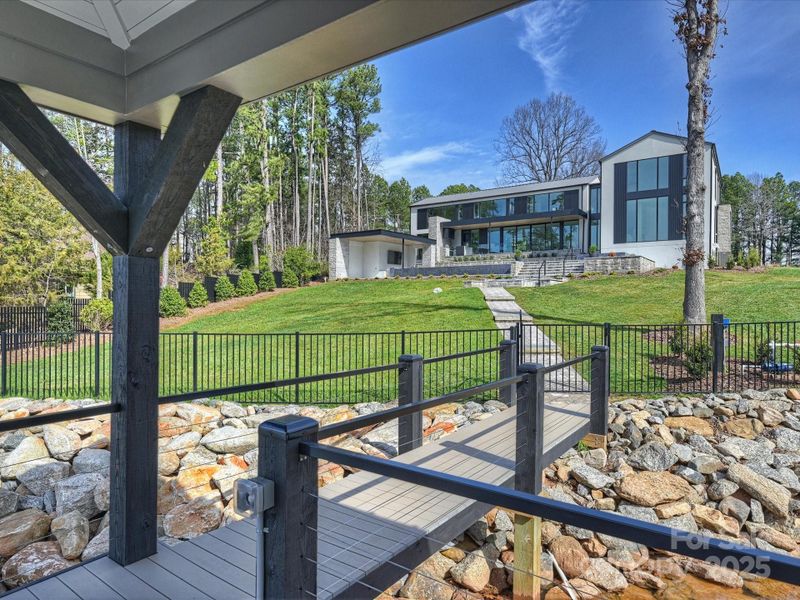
330;229;435;245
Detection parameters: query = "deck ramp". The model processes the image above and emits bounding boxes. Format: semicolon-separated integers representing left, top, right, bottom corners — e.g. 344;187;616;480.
4;393;589;600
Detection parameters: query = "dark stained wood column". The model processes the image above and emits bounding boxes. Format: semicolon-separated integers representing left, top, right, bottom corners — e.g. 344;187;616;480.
109;122;161;565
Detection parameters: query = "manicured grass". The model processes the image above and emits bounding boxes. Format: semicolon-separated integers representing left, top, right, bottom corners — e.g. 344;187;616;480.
511;268;800;325
167;278;496;333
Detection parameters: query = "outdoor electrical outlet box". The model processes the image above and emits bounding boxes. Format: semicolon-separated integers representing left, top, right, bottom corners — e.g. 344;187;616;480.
234;477;274;516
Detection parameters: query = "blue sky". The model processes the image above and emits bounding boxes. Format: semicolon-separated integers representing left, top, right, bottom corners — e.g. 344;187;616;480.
372;0;800;195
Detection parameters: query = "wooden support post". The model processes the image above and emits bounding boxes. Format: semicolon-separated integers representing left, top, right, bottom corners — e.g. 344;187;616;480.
514;363;545;600
583;345;610;451
499;339;517;406
260;415;318;600
398;354;423;454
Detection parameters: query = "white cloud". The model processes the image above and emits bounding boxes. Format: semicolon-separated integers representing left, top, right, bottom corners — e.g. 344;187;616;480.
507;0;586;91
380;141;470;180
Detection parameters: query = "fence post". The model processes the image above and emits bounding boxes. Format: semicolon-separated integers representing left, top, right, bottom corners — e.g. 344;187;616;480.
294;331;300;403
398;354;423;454
94;331;101;398
499;339;517;406
514;363;545;600
1;331;6;397
260;415;318;599
401;330;407;356
584;345;609;450
711;313;725;394
192;332;199;392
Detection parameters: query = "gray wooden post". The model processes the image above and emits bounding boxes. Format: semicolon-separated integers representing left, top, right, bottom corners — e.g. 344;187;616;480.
398;354;423;454
589;345;610;445
711;313;725;393
109;122;161;566
499;339;517;406
514;363;545;598
260;415;318;600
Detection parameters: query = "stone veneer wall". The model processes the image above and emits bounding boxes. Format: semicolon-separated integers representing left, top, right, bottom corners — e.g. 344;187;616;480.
328;237;348;280
584;255;656;274
717;204;733;265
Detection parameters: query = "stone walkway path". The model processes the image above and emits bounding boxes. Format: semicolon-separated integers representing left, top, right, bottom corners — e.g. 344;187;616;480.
480;287;587;390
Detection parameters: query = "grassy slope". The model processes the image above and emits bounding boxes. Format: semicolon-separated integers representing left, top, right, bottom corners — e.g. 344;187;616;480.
511;268;800;324
167;278;496;333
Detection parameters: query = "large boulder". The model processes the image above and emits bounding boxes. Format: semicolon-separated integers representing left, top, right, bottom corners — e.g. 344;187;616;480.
200;426;258;455
691;504;740;536
548;535;590;579
664;417;713;437
1;541;76;588
164;431;201;457
615;472;692;507
398;572;453;600
51;510;90;559
582;558;627;592
716;437;773;462
16;461;70;496
1;437;52;479
627;442;676;472
163;495;224;539
571;462;614;489
769;427;800;452
176;403;222;426
722;418;764;440
54;473;106;518
43;425;81;461
72;448;110;474
449;546;492;592
726;463;791;519
81;526;109;561
0;508;52;557
0;488;18;518
174;464;222;503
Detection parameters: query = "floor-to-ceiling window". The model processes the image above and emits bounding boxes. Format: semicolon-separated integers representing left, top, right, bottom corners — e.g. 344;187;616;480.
489;228;501;253
563;221;580;249
626;196;669;242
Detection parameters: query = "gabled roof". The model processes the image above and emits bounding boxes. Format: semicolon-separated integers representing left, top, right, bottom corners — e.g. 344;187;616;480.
412;175;599;207
601;130;717;163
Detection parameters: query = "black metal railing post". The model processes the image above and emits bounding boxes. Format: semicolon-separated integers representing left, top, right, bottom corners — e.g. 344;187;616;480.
1;331;6;397
294;331;300;402
590;345;610;445
499;339;517;406
514;362;545;598
94;331;101;398
398;354;423;454
192;332;199;392
260;415;318;599
711;314;725;394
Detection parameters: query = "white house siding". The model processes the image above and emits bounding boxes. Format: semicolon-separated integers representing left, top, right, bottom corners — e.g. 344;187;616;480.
600;132;719;268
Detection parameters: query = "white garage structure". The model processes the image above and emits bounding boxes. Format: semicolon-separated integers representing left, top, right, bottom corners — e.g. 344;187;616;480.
329;230;434;279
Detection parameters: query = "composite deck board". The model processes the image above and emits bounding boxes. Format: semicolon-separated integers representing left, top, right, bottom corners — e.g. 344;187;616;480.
4;393;589;600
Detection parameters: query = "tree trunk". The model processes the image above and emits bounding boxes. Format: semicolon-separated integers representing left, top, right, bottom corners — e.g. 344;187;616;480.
215;145;224;218
92;238;103;299
161;245;170;289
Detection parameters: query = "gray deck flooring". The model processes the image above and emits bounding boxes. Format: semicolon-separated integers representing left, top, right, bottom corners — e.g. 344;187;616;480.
5;393;590;600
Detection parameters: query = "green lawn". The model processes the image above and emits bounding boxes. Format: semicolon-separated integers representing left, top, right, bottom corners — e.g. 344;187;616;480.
6;279;503;402
511;268;800;393
511;268;800;324
168;278;496;333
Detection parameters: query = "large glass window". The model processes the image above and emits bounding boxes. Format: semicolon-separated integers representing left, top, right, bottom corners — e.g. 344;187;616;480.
489;228;501;253
502;228;514;253
516;226;531;251
627;156;671;192
531;224;547;250
563;221;580;249
589;186;601;213
626;196;669;243
532;194;549;213
589;220;600;249
550;192;564;211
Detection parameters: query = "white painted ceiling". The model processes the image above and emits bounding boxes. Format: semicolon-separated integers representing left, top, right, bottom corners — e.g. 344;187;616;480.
22;0;195;48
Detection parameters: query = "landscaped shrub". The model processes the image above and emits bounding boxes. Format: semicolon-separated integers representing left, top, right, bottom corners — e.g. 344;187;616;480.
707;255;718;269
159;287;187;317
187;281;209;308
80;298;113;332
282;268;299;288
685;341;713;377
754;339;772;365
668;331;686;356
47;299;75;343
215;275;236;301
283;246;319;285
258;270;276;291
745;248;761;269
726;256;736;270
236;270;258;296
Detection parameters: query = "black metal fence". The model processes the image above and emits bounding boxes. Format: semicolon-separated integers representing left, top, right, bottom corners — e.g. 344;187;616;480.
522;315;800;395
1;328;508;403
0;298;92;343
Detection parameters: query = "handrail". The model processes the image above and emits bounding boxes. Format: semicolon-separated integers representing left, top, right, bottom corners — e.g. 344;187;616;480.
0;402;121;434
158;362;399;404
539;352;596;374
317;374;524;440
299;441;800;586
422;346;499;365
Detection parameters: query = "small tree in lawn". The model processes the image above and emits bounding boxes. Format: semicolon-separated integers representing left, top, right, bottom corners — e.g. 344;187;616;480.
196;218;233;277
215;275;236;301
47;298;75;343
672;0;725;324
258;270;276;292
282;268;299;288
283;246;319;285
159;287;187;317
187;282;209;308
80;298;114;331
236;271;258;296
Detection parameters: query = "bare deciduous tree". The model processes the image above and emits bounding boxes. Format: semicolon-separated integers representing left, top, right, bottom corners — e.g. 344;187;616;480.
495;93;605;184
673;0;725;324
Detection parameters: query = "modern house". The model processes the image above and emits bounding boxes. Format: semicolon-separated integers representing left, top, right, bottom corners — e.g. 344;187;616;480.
330;131;732;279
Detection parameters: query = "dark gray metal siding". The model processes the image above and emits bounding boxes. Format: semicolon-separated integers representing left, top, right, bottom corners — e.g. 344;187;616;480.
613;162;626;244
